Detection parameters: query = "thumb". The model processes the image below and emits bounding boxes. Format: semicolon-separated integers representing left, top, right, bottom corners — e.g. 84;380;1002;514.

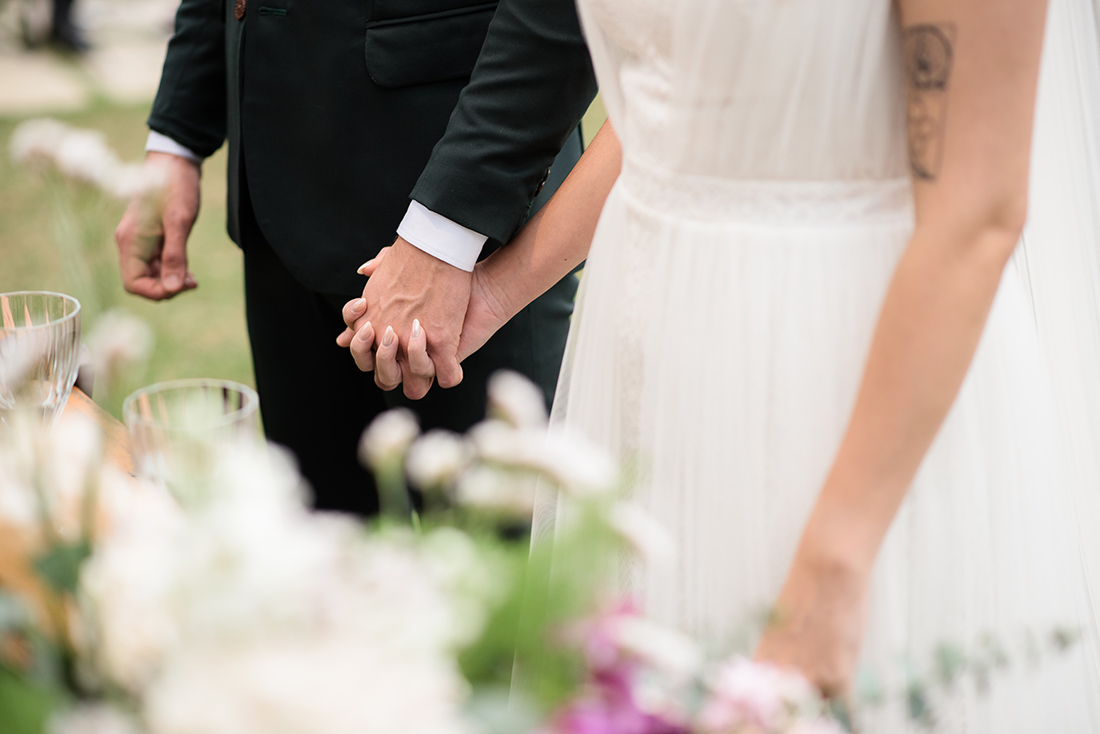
160;217;192;295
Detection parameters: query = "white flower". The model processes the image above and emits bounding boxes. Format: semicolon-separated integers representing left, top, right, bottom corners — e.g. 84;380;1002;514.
698;657;821;733
359;408;419;471
406;430;471;490
53;129;120;188
0;328;49;392
453;464;536;518
102;162;145;200
86;309;154;391
612;616;702;682
487;370;547;428
144;635;468;734
540;430;619;495
608;502;675;567
43;412;104;540
49;704;142;734
420;527;506;646
9;118;69;166
470;421;618;496
80;493;184;690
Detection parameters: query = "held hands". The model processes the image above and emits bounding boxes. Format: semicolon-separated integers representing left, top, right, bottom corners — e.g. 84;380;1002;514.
336;238;509;400
115;152;200;300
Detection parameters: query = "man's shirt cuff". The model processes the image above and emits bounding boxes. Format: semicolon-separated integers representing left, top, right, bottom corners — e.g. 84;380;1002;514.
145;131;203;165
397;200;489;272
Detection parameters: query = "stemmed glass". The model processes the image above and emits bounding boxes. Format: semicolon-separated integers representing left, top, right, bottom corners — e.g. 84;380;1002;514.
123;378;260;495
0;291;82;429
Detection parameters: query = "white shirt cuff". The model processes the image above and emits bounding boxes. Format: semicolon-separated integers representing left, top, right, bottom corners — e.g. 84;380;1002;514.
145;131;203;166
396;200;489;272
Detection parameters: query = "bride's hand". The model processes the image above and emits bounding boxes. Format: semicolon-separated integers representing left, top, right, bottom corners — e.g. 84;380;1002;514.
456;260;513;363
754;541;869;700
345;254;512;390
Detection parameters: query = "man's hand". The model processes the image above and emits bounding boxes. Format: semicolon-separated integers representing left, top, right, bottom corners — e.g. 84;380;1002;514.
337;237;472;399
115;152;200;301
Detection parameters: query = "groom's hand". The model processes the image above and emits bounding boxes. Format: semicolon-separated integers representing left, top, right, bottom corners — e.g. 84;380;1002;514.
115;152;200;301
341;238;471;399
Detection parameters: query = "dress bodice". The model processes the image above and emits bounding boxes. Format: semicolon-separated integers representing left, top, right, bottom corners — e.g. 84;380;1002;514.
579;0;910;182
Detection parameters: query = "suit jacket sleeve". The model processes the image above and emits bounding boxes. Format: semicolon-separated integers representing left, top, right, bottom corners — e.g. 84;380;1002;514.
147;0;228;159
410;0;598;244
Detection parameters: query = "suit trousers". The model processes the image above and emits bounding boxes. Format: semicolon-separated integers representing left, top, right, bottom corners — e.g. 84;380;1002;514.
239;139;581;516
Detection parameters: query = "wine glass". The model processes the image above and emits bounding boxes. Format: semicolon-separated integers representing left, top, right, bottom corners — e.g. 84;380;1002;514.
0;291;82;429
123;378;260;495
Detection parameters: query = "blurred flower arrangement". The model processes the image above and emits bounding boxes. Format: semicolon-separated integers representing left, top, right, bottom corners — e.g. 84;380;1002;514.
0;349;849;734
2;347;1079;734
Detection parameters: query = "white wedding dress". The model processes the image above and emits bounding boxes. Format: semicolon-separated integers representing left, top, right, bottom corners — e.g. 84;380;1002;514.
538;0;1100;730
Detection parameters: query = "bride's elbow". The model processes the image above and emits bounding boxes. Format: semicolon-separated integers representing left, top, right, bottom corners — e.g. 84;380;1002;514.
919;187;1028;268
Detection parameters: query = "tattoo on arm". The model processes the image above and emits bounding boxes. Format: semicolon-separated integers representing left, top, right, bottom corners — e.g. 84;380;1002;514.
903;23;956;181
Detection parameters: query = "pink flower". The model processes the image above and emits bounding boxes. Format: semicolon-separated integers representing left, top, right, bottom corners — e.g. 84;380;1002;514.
550;602;691;734
551;682;688;734
697;658;820;733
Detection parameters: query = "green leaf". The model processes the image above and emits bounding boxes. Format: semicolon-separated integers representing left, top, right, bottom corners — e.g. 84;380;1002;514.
32;541;92;595
906;680;935;729
828;698;856;732
933;642;967;688
0;667;64;734
1050;626;1082;653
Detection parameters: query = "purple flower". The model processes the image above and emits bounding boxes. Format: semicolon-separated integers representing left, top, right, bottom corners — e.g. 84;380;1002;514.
552;691;689;734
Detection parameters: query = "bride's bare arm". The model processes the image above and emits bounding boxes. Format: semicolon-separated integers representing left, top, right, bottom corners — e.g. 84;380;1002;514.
757;0;1050;692
455;120;622;361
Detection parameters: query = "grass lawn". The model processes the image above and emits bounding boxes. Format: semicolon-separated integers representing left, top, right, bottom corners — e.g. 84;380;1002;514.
0;101;255;414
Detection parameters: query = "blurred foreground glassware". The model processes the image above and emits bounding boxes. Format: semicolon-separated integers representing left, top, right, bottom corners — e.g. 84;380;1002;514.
123;379;260;495
0;291;82;429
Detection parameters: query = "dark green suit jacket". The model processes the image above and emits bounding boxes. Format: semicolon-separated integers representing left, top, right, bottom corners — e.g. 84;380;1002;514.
147;0;597;295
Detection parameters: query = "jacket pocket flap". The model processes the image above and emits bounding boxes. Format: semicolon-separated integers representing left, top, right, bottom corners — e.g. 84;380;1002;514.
365;2;497;88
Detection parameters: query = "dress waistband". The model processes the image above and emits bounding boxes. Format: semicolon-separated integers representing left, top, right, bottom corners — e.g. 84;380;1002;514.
618;155;914;227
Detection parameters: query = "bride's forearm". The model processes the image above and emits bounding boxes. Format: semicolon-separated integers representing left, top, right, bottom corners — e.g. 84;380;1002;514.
481;121;622;320
793;0;1048;581
798;221;1021;575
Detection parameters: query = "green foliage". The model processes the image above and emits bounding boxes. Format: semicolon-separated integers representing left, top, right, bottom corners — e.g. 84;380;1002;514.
32;541;92;595
455;538;529;688
905;678;934;729
0;667;62;734
933;642;966;689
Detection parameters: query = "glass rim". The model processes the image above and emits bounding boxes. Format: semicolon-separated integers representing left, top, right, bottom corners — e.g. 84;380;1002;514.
0;291;82;331
123;378;260;431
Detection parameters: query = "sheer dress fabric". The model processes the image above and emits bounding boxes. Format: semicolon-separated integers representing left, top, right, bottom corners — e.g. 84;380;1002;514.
534;0;1100;730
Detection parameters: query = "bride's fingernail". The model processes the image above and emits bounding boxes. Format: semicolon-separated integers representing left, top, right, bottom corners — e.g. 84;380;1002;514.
351;298;366;313
356;321;372;340
356;259;375;275
411;319;421;339
383;326;395;348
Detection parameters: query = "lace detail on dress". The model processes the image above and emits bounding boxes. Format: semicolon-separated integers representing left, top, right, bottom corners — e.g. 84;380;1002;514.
619;156;914;227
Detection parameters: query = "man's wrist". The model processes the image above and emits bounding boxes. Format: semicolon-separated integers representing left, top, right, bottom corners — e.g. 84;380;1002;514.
145;131;203;166
396;200;488;272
